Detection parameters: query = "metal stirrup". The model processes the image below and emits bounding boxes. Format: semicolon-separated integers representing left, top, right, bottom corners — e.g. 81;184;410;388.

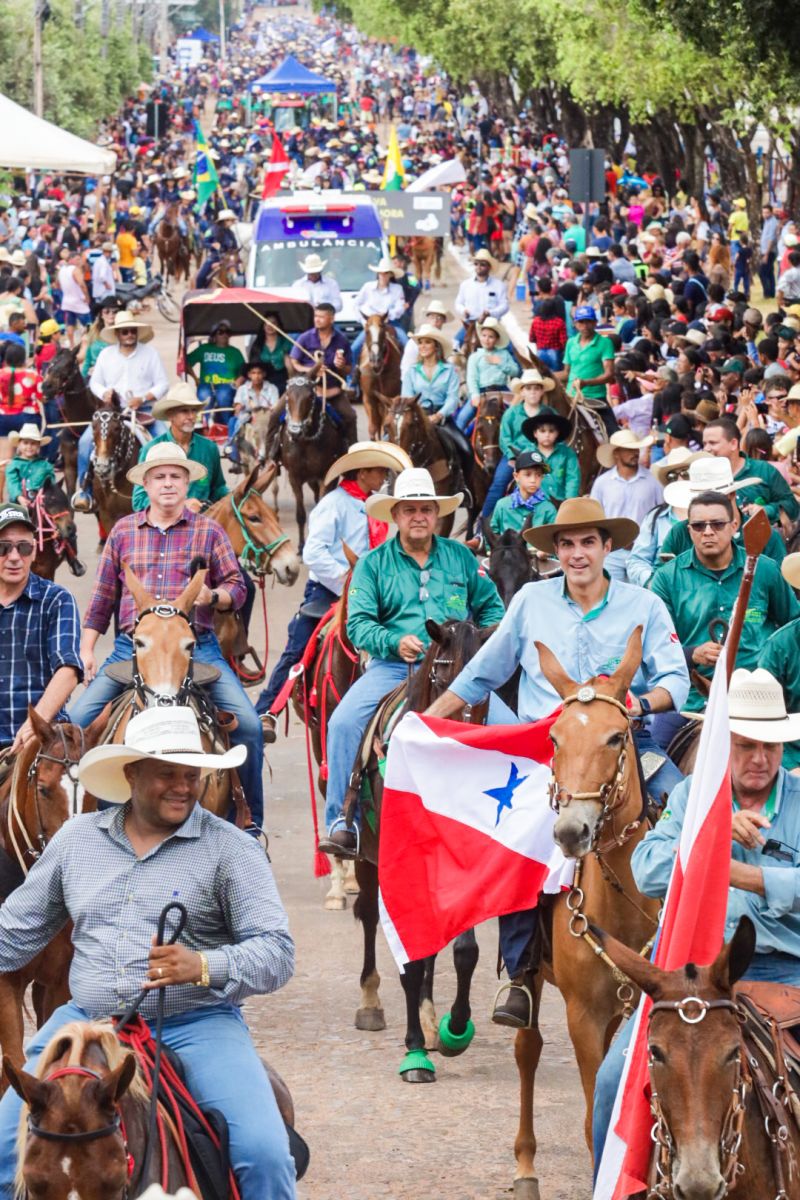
326;814;360;857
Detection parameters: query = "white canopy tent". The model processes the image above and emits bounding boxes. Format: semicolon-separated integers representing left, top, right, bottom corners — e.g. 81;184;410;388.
407;158;467;192
0;93;117;175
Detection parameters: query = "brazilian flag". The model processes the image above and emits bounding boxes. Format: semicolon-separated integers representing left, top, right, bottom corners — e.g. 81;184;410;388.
381;125;405;192
193;121;220;211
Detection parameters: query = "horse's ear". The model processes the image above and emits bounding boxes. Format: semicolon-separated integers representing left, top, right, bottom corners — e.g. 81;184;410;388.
587;927;669;1000
3;1057;53;1114
234;464;260;500
173;568;207;615
95;1054;137;1112
85;707;111;750
709;916;756;992
426;619;444;643
534;640;580;700
341;540;359;569
253;461;277;493
483;522;499;550
27;705;51;745
605;626;643;700
123;563;157;614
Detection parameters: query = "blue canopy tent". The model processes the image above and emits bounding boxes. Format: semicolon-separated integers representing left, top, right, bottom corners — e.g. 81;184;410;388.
249;55;338;120
187;27;219;42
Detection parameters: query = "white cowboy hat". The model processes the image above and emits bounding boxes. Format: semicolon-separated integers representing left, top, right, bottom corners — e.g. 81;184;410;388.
410;323;452;358
510;368;555;394
78;707;246;805
662;456;760;510
217;208;237;221
9;422;51;447
150;381;206;422
596;429;654;469
101;310;154;344
472;248;495;267
368;255;401;276
10;250;26;267
726;669;800;744
365;467;462;524
476;316;509;349
651;447;710;491
781;552;800;590
323;440;413;488
127;441;207;486
424;300;453;321
298;252;327;274
172;166;190;179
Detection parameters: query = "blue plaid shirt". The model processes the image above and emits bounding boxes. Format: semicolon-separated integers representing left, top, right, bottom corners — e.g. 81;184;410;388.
0;572;82;746
0;803;294;1019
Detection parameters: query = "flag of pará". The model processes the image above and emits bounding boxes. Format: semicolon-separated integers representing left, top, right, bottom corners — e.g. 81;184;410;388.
594;644;732;1199
378;712;574;969
380;125;405;192
261;133;290;199
192;122;219;210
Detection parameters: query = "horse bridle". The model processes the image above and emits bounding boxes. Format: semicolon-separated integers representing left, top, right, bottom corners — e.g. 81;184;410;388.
92;408;137;478
285;378;325;441
8;724;85;873
230;489;290;577
28;486;70;558
131;605;195;707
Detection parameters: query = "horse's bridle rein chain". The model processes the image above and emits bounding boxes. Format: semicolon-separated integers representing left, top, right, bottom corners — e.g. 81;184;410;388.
285;380;327;442
131;605;195;708
231;489;289;577
8;724;85;874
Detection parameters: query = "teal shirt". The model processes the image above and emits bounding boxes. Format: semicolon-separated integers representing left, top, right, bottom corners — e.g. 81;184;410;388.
490;491;558;535
499;403;540;460
5;456;56;503
759;619;800;771
735;456;799;523
81;338;106;379
132;431;229;511
540;441;581;503
659;517;786;566
650;543;800;711
466;347;520;397
347;534;505;663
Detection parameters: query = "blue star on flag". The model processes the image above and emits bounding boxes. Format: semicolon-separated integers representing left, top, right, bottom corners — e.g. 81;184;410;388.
484;762;528;827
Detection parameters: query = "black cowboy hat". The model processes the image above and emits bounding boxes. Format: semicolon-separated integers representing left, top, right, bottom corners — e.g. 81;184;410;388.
522;406;571;443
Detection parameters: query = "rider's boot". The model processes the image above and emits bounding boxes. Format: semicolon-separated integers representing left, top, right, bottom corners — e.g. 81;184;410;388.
317;814;359;860
71;488;95;514
492;969;537;1028
261;712;277;744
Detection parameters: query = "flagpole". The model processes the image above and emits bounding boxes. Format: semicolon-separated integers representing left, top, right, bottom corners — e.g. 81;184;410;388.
722;508;771;682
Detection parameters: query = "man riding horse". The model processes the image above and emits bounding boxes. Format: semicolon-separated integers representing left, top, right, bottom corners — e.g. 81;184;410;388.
0;704;297;1199
426;497;690;1026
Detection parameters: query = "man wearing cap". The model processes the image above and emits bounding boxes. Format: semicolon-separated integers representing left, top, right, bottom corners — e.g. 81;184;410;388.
557;307;616;432
186;321;246;418
590;431;663;580
0;504;82;755
0;705;297;1200
426;496;690;1025
702;416;799;523
453;249;509;348
319;467;505;856
254;441;411;741
352;258;409;361
489;450;557;535
291;253;343;313
90;240;118;312
270;303;356;446
131;382;227;513
70;442;267;832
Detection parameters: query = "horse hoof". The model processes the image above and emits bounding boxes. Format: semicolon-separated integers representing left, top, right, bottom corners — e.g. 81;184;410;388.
437;1013;475;1058
513;1178;540;1200
355;1007;386;1032
323;894;346;911
402;1068;436;1083
398;1049;435;1082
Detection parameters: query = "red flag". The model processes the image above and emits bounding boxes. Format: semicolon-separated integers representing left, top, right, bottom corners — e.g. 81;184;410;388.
261;134;290;199
595;645;733;1198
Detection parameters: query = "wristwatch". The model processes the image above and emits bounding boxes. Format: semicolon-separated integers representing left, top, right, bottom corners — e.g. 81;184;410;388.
209;589;219;609
638;695;652;716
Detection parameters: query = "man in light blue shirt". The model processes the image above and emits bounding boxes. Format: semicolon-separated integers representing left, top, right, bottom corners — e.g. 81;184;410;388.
426;497;689;1026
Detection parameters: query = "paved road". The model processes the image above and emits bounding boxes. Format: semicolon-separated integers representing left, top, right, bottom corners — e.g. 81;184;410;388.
62;259;589;1199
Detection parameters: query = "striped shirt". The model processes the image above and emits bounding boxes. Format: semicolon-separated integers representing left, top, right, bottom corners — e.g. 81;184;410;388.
83;507;247;635
0;803;294;1019
0;572;82;746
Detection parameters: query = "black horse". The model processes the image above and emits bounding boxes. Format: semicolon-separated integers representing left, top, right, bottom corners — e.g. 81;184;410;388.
40;348;98;497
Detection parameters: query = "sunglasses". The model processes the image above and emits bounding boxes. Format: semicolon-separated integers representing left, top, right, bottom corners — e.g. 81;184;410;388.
418;568;431;602
0;539;35;558
688;520;730;533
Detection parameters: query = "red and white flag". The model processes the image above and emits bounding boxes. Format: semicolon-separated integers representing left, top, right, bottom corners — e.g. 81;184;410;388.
594;645;732;1199
261;134;290;199
378;712;573;969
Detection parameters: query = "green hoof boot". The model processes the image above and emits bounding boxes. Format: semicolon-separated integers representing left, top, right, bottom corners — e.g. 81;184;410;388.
437;1012;476;1057
399;1048;436;1083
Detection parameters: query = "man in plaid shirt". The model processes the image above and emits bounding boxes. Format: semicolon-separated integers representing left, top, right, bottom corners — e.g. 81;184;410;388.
69;443;266;830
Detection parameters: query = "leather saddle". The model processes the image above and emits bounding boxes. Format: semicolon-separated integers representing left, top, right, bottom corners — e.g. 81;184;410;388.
105;661;221;687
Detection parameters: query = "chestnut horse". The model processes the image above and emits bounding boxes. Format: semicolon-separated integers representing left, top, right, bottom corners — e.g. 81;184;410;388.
40;348;98;496
407;236;442;289
358;314;402;440
0;712;104;1076
88;398;139;533
509;628;660;1197
470;388;509;516
155;203;192;282
382;395;464;536
277;376;347;550
24;479;80;581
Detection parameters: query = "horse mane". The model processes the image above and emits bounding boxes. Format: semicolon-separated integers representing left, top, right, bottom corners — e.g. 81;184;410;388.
406;620;484;712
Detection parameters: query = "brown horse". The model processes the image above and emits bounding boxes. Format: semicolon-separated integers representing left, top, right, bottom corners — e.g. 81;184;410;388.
407;236;442;289
0;712;104;1076
277;376;347;550
88;398;138;533
40;348;98;496
470;388;509;516
597;917;800;1200
358;314;402;440
344;620;493;1078
509;628;660;1197
24;479;79;581
155;203;192;282
382;395;464;535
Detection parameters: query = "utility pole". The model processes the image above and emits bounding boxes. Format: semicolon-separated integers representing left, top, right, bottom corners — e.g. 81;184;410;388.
159;0;169;74
32;0;44;118
100;0;110;56
219;0;226;66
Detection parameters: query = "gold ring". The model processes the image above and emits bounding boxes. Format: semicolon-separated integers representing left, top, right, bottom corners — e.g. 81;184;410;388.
157;967;163;978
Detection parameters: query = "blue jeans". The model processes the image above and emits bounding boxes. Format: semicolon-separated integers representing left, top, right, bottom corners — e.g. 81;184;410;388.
482;457;514;518
77;418;168;493
592;950;800;1177
198;381;236;418
0;412;30;437
68;631;265;826
256;579;338;714
455;400;476;432
536;348;563;372
351;321;408;364
0;1001;295;1200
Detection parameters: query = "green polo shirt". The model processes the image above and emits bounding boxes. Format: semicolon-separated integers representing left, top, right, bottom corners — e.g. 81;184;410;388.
347;534;505;663
563;331;614;401
734;456;799;523
540;441;581;503
657;517;786;567
491;492;558;535
758;619;800;770
650;543;800;711
131;430;229;511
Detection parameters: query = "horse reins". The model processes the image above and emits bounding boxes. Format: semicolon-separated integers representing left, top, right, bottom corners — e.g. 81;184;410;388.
7;724;85;875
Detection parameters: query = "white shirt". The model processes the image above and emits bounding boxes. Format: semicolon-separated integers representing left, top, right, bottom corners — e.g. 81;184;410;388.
454;274;509;321
354;280;405;322
91;254;116;301
290;273;343;313
89;341;169;404
234;381;280;411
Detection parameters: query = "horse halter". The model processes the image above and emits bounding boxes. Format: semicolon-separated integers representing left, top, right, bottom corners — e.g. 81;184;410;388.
230;489;289;576
131;605;195;707
28;486;71;557
285;378;324;440
9;723;86;873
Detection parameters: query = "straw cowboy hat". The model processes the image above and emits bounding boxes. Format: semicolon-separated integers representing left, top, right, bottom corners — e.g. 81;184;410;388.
9;422;51;447
523;496;639;554
781;551;800;590
298;253;328;274
368;255;402;277
101;310;154;344
411;323;452;358
127;441;207;487
323;440;413;488
477;316;509;349
365;467;462;523
726;669;800;743
662;455;759;510
651;447;710;490
510;368;555;394
151;381;206;422
596;429;654;469
78;707;246;805
683;329;707;348
472;248;496;267
682;398;721;425
424;299;453;321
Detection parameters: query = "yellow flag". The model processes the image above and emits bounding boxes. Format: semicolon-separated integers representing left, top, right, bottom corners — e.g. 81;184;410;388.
381;125;405;191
